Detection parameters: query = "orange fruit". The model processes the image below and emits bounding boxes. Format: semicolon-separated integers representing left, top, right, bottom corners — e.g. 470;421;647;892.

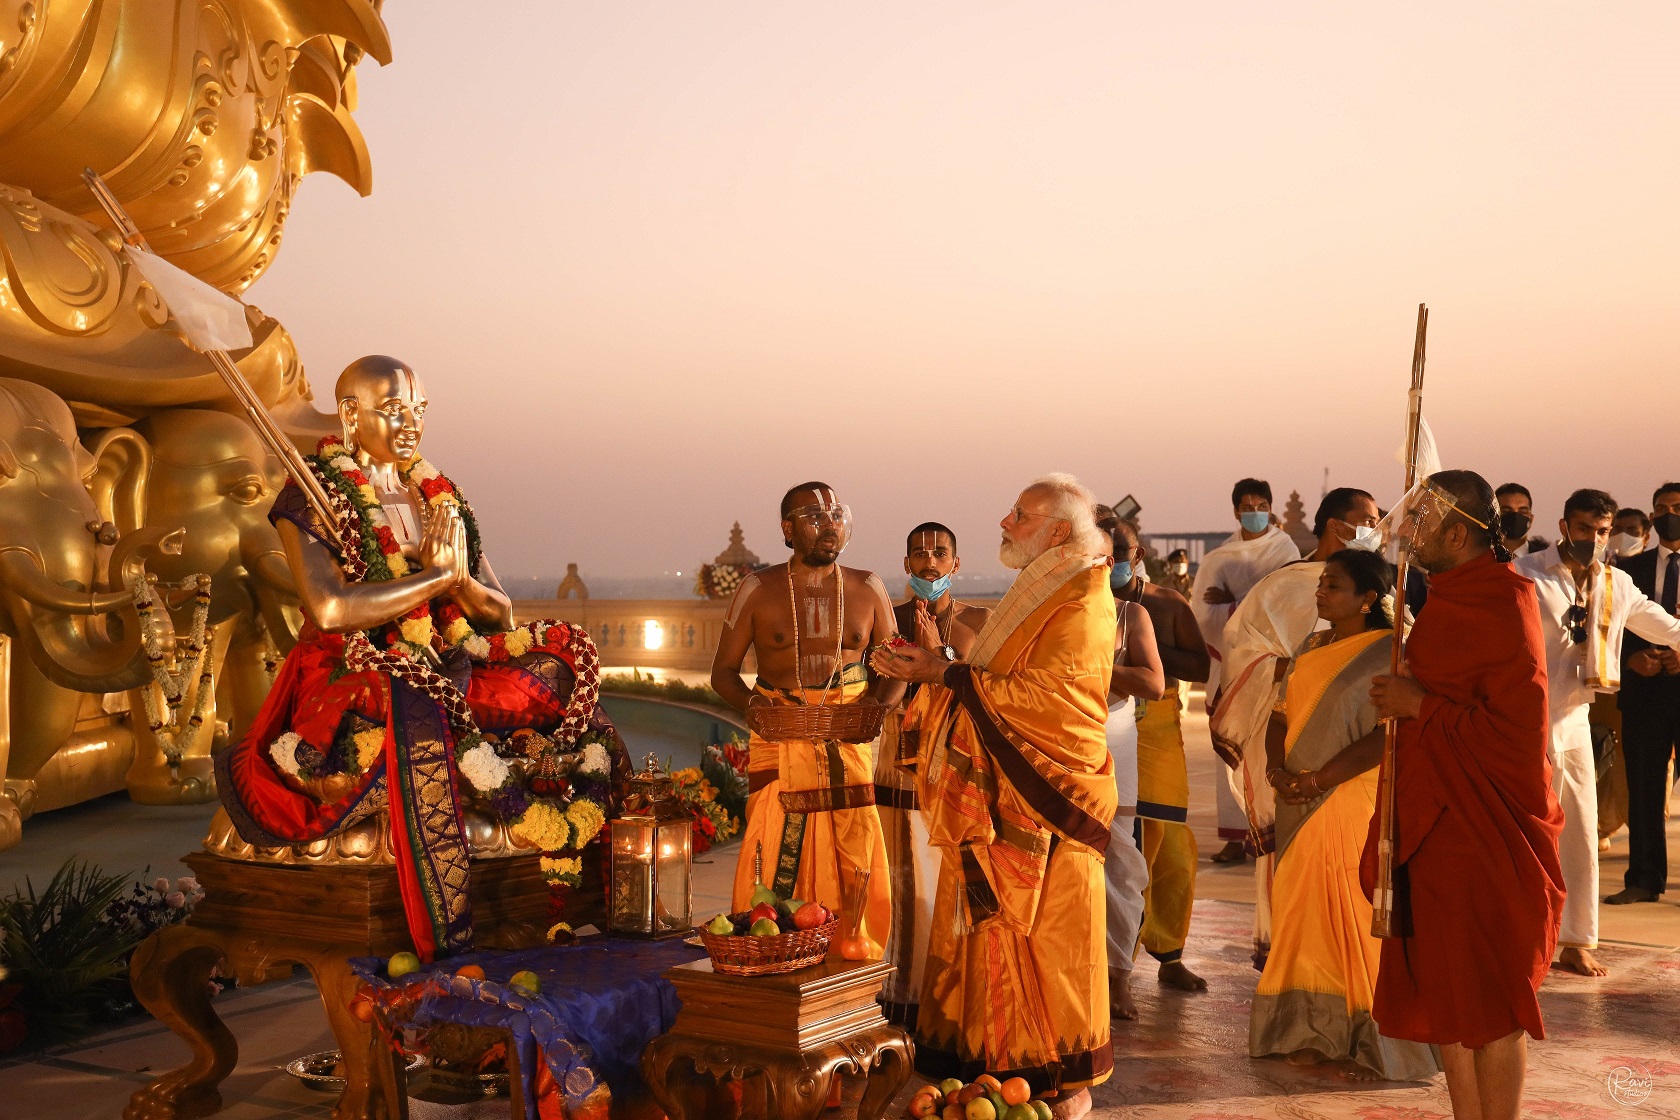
454;964;486;980
1000;1077;1031;1106
975;1074;1003;1093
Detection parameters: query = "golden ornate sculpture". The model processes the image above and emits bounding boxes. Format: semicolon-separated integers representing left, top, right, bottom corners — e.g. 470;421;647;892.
215;356;621;958
0;0;392;846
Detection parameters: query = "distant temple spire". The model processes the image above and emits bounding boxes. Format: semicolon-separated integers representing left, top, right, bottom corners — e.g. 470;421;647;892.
713;522;761;567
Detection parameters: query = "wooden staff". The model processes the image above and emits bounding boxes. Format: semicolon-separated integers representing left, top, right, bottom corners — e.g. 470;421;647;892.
82;169;344;550
1371;302;1428;939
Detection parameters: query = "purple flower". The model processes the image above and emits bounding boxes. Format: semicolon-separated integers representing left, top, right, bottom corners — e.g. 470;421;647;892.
492;783;531;822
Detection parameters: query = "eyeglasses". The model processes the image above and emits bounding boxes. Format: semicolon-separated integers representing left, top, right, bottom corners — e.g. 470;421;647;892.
1564;602;1588;644
1009;507;1067;526
788;504;851;528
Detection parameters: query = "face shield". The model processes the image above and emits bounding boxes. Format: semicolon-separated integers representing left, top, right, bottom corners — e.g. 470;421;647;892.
1376;478;1489;568
785;502;853;554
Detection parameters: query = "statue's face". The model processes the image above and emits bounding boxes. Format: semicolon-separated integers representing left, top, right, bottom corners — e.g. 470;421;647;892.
339;364;427;465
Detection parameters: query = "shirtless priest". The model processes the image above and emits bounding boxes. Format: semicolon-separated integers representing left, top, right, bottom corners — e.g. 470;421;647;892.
711;482;903;950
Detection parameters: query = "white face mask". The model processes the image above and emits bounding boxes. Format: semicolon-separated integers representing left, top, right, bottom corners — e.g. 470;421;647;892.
1609;532;1645;558
1342;524;1382;552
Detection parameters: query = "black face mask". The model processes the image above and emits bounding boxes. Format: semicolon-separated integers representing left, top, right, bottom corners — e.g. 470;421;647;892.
1654;512;1680;542
1498;510;1533;540
1559;538;1602;567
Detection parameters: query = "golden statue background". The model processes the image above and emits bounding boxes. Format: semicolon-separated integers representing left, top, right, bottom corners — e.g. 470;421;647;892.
0;0;395;848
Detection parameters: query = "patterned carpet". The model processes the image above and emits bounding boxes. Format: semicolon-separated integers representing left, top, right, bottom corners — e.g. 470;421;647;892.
1049;898;1679;1119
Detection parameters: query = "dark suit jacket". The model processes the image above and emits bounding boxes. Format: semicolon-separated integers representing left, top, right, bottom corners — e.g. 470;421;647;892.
1618;548;1680;708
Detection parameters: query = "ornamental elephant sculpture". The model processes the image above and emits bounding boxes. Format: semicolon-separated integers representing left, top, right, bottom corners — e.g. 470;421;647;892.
125;409;301;802
0;378;181;847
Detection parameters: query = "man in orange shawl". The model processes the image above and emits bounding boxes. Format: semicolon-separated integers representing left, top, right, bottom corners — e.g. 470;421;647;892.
1365;470;1564;1120
874;473;1116;1120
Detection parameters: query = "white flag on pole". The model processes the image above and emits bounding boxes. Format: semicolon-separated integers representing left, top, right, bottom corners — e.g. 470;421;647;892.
125;247;253;353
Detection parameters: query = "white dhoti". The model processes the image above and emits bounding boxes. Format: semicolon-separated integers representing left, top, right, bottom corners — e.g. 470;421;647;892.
1551;707;1599;951
875;711;940;1027
1104;698;1149;971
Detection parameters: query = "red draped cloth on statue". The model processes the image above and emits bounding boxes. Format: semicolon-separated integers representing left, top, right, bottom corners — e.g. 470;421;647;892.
1360;552;1565;1048
218;624;574;959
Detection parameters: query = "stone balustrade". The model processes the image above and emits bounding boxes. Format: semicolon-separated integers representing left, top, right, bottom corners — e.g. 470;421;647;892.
511;599;743;672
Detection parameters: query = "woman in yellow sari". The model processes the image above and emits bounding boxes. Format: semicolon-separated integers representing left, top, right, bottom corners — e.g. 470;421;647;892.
1248;549;1439;1081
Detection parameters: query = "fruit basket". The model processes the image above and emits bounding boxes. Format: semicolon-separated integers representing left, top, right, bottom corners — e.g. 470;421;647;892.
747;700;889;744
699;913;840;976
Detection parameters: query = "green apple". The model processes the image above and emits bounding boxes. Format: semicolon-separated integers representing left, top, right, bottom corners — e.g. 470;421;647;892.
706;914;735;936
777;897;805;915
748;917;780;936
1004;1106;1037;1120
386;951;421;979
508;970;540;994
939;1078;964;1097
1029;1103;1053;1120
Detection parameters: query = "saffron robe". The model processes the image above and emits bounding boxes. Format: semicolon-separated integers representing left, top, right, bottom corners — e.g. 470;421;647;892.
1360;553;1565;1047
908;552;1117;1093
731;674;892;948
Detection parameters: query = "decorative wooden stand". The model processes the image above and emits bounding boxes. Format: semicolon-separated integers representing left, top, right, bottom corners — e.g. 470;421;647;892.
123;850;565;1120
640;958;913;1120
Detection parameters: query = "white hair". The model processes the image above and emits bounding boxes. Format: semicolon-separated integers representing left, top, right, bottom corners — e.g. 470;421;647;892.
1027;472;1108;558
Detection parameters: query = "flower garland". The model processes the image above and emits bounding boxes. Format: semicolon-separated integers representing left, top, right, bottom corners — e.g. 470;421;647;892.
131;573;216;773
264;438;619;904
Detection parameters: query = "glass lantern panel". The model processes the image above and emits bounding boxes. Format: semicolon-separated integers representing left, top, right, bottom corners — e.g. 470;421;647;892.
654;818;692;932
610;817;656;935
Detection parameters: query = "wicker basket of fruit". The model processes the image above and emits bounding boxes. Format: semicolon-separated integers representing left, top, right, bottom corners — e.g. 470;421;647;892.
747;700;889;744
698;879;841;976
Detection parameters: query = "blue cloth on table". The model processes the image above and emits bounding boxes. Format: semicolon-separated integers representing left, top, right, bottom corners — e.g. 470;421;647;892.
351;938;705;1120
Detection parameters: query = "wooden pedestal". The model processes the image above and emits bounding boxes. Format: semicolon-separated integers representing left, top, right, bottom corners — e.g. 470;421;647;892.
640;958;913;1120
123;850;589;1120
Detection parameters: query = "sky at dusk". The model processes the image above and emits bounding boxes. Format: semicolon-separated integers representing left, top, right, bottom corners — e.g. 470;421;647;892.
253;2;1680;584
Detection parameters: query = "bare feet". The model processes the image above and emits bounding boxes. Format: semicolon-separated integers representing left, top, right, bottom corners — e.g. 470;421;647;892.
1556;947;1609;976
1157;961;1208;992
1109;968;1138;1020
1047;1088;1092;1120
1211;840;1247;864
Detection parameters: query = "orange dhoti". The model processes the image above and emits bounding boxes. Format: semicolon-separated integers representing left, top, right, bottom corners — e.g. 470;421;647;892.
909;553;1118;1094
730;679;891;949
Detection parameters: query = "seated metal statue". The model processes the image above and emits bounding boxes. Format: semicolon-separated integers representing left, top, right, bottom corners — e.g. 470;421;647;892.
217;355;620;960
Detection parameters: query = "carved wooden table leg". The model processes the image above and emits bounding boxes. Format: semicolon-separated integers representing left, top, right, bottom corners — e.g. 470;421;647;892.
123;924;235;1120
855;1026;914;1120
759;1049;833;1120
301;946;407;1120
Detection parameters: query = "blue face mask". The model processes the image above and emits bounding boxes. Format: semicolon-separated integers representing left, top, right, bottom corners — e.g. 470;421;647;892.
1109;562;1134;591
1239;511;1270;534
908;573;951;601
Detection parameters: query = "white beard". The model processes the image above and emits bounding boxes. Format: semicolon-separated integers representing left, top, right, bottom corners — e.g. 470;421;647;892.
999;522;1059;570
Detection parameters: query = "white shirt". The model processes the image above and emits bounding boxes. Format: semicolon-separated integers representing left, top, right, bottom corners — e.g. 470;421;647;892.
1656;542;1680;608
1514;544;1680;726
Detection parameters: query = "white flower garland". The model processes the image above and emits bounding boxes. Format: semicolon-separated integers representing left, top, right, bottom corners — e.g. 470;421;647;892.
132;573;216;771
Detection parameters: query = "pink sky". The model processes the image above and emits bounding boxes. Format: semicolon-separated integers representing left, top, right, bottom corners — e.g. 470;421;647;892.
254;2;1680;582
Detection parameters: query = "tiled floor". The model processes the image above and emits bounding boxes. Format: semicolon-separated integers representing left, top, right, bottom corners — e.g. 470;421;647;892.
3;690;1677;1118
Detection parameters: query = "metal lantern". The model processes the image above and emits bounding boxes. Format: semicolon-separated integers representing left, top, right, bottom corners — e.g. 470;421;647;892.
608;754;693;937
